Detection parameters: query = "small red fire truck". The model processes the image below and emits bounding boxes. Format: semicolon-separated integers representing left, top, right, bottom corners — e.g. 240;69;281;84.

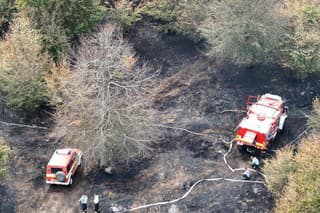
46;148;82;185
235;94;288;153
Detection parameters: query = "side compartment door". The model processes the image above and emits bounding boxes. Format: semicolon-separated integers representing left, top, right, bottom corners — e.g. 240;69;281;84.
68;154;78;175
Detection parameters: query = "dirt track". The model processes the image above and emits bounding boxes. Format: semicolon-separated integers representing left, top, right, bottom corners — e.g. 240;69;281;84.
1;19;320;213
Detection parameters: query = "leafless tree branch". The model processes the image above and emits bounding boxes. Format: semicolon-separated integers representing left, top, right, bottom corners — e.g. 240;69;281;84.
53;24;160;171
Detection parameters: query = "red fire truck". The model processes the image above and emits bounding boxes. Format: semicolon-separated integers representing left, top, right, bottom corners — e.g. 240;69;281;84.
235;94;288;153
46;148;82;185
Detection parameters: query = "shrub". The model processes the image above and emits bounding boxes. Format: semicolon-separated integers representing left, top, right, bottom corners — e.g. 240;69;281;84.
280;1;320;78
18;0;105;61
0;0;16;37
263;147;296;198
200;0;287;65
307;98;320;132
108;1;143;29
272;98;320;212
0;137;10;179
0;16;52;113
145;0;207;41
275;136;320;213
107;0;206;41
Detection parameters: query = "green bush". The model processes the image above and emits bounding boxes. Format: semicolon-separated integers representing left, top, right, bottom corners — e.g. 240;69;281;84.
0;16;52;113
307;98;320;132
280;2;320;78
38;21;69;62
0;138;10;179
109;4;142;29
0;0;16;36
272;99;320;212
263;147;296;198
275;136;320;213
3;79;49;113
18;0;105;61
107;0;205;41
200;0;286;65
145;0;206;41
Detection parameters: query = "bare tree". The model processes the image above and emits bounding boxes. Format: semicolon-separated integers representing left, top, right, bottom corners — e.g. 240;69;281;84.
54;24;159;170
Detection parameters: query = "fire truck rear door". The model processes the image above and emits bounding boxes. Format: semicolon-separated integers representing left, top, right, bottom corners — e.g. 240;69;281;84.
243;131;256;144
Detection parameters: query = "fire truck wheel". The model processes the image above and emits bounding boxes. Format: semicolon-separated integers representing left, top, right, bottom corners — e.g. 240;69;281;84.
237;145;245;153
56;171;66;182
246;147;255;154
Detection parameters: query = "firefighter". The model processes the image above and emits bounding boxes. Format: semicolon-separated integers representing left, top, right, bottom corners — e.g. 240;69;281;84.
251;156;260;170
94;195;100;213
242;168;250;180
79;194;88;213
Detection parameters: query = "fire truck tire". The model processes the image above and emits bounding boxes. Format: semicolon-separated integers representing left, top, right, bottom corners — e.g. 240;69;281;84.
56;171;66;182
237;145;245;153
246;147;255;154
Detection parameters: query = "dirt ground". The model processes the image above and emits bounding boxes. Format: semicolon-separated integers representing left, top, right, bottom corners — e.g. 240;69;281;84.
1;19;320;213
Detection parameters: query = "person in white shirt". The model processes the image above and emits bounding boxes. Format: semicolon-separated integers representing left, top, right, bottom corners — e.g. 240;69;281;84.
242;168;250;180
251;156;260;170
79;194;88;213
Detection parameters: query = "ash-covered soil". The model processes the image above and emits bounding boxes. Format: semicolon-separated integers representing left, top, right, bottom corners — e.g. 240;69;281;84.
1;19;320;213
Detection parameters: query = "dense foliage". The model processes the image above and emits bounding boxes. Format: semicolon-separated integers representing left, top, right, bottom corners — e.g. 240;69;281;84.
263;147;296;198
264;99;320;212
0;16;51;113
275;135;320;212
112;0;320;75
280;0;320;77
18;0;105;61
0;0;16;37
2;0;319;74
199;0;286;65
145;0;207;41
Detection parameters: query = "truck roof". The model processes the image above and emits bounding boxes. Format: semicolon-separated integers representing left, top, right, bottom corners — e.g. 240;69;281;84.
47;148;76;168
239;94;284;134
256;94;283;110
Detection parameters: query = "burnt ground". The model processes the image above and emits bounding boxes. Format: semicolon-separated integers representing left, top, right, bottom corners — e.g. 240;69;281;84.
1;20;320;213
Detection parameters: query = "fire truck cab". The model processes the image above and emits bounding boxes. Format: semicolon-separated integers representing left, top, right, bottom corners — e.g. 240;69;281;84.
235;94;288;153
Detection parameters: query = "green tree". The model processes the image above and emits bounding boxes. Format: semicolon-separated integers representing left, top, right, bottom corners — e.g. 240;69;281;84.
105;0;207;40
280;1;320;77
0;16;52;113
200;0;286;65
18;0;105;60
144;0;207;41
0;0;16;36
